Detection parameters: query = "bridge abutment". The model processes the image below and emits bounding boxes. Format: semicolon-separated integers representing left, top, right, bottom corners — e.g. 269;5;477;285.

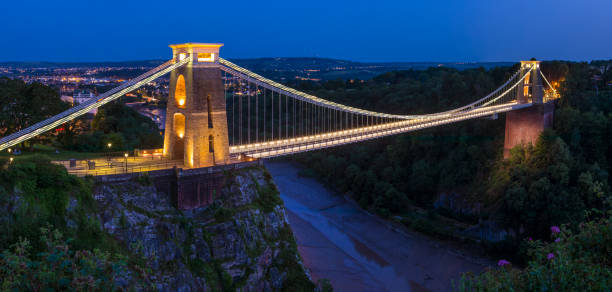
503;60;553;158
96;161;261;210
503;103;554;158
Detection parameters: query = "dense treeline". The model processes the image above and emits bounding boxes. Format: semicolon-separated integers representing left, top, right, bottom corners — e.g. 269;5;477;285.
292;61;612;290
291;65;520;211
0;77;69;147
58;102;163;152
287;66;517;115
292;61;611;246
0;77;163;153
492;61;611;240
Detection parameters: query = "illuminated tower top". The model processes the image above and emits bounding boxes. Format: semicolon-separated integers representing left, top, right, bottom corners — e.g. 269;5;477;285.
169;43;224;66
520;60;540;68
517;60;543;104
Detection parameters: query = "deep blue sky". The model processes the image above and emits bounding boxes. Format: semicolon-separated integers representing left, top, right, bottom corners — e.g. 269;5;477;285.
2;0;611;62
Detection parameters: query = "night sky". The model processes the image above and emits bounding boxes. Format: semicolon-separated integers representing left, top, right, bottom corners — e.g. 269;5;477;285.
2;0;611;62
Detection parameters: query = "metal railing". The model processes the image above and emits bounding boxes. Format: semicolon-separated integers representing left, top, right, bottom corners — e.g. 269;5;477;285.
229;102;526;155
54;159;183;177
235;102;532;158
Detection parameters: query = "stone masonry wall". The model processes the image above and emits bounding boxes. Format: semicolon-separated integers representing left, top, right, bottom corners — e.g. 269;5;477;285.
503;102;554;158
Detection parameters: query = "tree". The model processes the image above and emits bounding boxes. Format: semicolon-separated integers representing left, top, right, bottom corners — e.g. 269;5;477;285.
0;78;69;147
63;102;163;152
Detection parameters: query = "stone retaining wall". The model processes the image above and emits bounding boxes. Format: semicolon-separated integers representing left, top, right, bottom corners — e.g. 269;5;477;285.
95;160;262;209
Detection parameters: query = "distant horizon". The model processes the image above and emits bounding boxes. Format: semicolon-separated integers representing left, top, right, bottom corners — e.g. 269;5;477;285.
2;56;605;66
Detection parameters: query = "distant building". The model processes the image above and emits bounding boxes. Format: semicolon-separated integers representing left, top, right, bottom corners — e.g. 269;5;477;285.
73;90;96;104
60;95;73;104
70;90;97;114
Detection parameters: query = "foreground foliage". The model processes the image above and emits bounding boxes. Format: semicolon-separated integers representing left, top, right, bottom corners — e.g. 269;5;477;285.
0;156;132;290
0;227;126;291
457;216;612;291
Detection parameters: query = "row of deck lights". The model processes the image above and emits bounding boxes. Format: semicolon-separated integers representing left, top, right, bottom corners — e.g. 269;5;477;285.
229;102;519;153
246;105;515;158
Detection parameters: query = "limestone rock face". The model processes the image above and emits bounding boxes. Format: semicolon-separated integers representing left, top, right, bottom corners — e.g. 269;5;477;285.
93;167;309;291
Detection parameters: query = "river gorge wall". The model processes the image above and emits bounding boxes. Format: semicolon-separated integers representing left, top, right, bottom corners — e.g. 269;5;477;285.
90;166;311;290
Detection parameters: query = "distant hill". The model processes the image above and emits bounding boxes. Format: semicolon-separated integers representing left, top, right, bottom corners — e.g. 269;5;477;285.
231;57;513;71
0;60;166;68
229;58;515;80
0;57;515;81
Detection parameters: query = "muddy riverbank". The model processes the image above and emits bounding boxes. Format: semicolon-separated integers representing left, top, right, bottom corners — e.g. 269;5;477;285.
266;161;492;292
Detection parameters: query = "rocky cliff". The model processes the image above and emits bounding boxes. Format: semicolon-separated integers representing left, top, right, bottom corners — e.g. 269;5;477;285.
93;166;313;291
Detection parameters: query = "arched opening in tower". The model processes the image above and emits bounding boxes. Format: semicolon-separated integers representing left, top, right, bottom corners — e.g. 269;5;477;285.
175;74;186;108
173;113;185;159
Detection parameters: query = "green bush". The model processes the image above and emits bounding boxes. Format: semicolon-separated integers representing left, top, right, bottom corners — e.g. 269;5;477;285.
274;245;315;292
457;217;612;291
0;156;146;289
0;155;78;250
0;227;126;291
256;184;283;213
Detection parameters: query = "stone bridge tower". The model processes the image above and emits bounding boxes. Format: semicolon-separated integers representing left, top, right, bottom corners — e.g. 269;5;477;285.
163;43;230;168
503;60;554;158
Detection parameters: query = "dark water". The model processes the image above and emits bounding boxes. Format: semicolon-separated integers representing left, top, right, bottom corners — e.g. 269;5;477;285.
266;161;491;292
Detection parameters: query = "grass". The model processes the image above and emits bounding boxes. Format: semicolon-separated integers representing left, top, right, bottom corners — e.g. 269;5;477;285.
1;144;106;161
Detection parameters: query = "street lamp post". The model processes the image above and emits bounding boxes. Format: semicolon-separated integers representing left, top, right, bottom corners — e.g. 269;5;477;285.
124;153;128;173
107;143;112;168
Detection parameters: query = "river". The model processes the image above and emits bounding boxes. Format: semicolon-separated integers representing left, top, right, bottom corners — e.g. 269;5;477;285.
266;161;492;292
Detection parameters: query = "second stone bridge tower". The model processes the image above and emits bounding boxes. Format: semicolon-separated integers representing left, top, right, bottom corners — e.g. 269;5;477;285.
503;60;554;158
163;43;230;168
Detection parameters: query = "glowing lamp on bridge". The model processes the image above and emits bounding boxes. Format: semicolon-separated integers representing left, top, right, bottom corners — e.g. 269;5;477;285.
197;53;215;62
178;98;185;106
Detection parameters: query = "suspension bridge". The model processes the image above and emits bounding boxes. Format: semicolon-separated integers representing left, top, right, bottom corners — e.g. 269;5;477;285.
0;43;558;170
